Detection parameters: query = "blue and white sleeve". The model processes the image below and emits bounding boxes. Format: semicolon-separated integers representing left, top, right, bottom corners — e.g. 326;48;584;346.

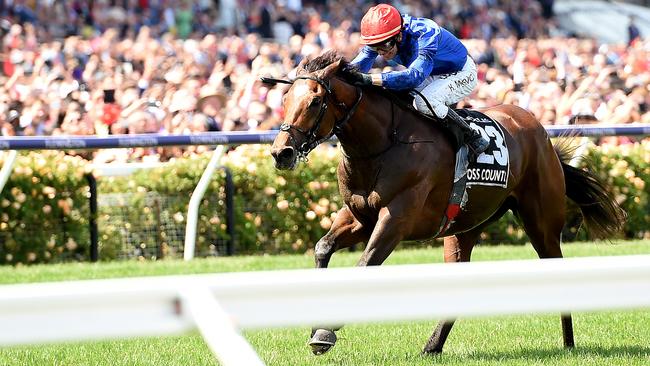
350;47;378;73
381;53;434;90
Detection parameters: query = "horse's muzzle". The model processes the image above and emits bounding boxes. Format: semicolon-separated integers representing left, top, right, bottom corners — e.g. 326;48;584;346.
271;146;297;170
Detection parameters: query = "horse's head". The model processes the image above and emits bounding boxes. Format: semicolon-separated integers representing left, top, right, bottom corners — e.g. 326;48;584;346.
270;52;358;170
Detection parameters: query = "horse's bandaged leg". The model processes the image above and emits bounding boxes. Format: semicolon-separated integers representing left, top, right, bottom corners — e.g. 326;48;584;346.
434;147;470;237
454;146;469;183
314;238;334;260
453;146;469;209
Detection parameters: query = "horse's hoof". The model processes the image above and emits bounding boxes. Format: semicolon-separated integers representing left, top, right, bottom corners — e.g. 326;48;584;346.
309;329;337;355
421;348;443;356
310;343;332;355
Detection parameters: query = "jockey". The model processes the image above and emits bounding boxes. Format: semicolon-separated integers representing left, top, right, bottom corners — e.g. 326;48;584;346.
349;4;489;156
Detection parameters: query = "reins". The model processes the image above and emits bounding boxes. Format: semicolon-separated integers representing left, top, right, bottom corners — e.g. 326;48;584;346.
262;74;439;163
338;97;399;161
265;75;363;162
339;88;441;160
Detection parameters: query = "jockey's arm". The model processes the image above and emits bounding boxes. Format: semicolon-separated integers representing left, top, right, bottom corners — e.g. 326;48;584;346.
379;53;434;90
350;47;378;73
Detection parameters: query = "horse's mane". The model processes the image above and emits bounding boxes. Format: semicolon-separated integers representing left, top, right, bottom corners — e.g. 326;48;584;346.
302;51;412;102
302;50;376;86
301;50;347;73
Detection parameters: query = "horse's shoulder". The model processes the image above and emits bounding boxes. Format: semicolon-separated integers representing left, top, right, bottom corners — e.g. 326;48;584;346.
365;87;461;147
377;88;416;110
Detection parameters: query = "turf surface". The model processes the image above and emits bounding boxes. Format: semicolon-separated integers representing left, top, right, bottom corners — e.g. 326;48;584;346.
1;240;649;365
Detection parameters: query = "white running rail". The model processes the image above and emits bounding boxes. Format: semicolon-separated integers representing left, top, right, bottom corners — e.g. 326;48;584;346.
1;255;649;365
184;145;226;260
0;150;17;194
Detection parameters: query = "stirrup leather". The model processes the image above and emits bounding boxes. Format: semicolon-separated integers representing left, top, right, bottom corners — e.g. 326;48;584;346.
466;130;489;155
446;109;489;155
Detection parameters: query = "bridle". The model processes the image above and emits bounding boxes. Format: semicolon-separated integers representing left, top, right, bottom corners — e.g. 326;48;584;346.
272;75;363;162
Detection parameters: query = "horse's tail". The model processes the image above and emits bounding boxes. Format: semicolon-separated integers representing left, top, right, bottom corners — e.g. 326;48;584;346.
554;139;626;239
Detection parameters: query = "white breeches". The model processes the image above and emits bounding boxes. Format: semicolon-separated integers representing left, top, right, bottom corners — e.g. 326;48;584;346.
413;56;478;119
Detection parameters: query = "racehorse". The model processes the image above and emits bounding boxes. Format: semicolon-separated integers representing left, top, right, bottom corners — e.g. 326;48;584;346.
268;50;626;356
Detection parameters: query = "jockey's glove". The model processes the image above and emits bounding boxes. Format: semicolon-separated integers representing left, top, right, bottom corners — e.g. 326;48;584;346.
349;71;373;86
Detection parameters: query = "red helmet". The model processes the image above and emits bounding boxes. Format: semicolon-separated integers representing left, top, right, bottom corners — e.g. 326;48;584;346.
360;4;402;45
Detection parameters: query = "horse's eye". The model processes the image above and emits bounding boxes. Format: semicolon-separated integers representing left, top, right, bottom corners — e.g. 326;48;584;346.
309;97;321;108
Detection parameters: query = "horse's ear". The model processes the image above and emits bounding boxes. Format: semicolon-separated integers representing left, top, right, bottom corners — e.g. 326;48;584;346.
318;59;343;80
296;56;309;75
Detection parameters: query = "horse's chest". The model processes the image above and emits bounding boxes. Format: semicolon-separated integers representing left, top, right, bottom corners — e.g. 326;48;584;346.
339;162;389;215
347;190;382;214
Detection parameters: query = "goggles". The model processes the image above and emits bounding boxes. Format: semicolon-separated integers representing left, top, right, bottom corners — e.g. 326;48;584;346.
369;38;397;53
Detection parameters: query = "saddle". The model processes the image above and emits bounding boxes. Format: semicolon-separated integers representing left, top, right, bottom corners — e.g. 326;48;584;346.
385;89;482;151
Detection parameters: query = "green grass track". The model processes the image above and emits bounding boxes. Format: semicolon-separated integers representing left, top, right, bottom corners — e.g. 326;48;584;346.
1;240;649;365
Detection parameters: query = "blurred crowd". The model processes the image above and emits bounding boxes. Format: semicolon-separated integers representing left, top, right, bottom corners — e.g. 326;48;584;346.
0;0;647;162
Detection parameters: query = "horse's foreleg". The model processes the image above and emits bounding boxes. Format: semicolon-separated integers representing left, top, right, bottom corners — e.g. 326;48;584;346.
310;206;368;355
314;205;366;268
312;202;408;353
422;233;477;355
562;314;575;348
423;321;456;355
356;204;411;267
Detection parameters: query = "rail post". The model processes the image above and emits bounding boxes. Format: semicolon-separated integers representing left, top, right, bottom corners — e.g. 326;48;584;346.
0;150;18;194
223;167;236;255
85;173;99;262
184;145;226;260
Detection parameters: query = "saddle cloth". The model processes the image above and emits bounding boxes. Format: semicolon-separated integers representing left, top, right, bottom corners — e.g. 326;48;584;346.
403;101;511;188
434;109;511;237
455;109;510;188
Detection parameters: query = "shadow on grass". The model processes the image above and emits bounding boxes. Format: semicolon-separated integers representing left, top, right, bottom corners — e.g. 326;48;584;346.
441;345;650;362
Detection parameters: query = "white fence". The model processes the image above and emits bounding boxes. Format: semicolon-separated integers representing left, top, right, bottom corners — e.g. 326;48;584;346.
1;254;650;365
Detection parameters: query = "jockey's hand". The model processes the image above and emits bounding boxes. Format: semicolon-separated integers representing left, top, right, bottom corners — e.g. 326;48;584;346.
349;71;373;86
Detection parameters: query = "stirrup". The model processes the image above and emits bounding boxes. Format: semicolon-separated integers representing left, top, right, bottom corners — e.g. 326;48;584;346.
467;134;489;156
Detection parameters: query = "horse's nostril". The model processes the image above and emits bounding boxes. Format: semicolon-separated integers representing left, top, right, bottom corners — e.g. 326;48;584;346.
277;147;295;162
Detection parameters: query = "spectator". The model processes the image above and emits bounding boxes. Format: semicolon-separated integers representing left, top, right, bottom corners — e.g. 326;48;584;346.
175;1;194;39
628;15;641;47
0;0;647;156
196;85;227;131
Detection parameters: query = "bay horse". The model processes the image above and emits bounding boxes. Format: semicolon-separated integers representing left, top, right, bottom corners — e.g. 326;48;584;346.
269;50;626;356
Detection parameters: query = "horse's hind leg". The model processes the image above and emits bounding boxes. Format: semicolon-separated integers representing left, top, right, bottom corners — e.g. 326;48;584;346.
422;231;478;354
516;181;575;349
309;206;369;355
422;197;519;355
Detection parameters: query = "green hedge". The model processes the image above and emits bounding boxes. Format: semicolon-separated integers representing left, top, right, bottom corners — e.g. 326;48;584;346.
1;140;648;264
96;145;342;258
0;151;90;264
586;142;650;238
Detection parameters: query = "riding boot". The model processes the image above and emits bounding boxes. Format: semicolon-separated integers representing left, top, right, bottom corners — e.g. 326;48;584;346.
443;109;489;156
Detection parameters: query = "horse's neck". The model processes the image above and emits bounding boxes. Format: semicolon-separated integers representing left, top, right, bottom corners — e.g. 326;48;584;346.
336;91;395;158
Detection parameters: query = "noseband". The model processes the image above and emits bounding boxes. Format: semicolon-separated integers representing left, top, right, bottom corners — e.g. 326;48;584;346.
279;75;363;161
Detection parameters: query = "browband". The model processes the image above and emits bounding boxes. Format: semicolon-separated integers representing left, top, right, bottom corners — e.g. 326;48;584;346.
260;77;294;85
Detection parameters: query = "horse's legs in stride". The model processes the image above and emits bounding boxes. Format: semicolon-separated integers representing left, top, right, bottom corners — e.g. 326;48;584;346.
356;201;417;267
422;232;477;354
317;204;409;347
516;182;575;349
314;197;418;354
314;206;366;268
309;206;368;355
